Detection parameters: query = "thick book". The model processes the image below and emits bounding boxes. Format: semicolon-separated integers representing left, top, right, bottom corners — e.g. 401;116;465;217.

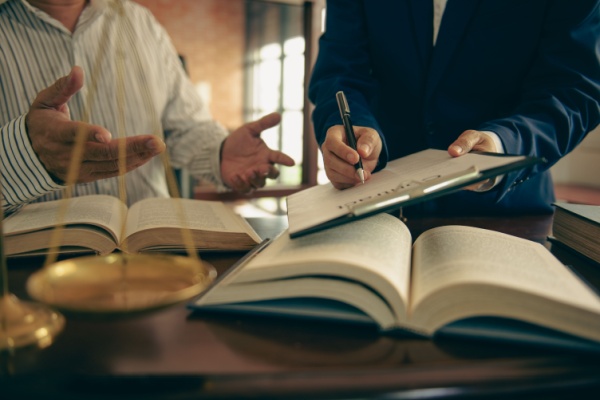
3;195;262;256
191;213;600;351
552;202;600;265
286;149;543;238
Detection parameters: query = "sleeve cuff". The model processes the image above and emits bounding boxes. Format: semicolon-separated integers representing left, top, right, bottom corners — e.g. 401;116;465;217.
481;131;505;154
473;131;505;192
166;120;229;191
1;115;64;213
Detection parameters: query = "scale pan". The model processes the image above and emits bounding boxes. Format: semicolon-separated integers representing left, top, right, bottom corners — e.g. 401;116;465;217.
26;253;216;315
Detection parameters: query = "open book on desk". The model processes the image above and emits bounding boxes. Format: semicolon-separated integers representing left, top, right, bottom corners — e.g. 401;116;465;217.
3;195;261;257
191;213;600;351
287;149;543;238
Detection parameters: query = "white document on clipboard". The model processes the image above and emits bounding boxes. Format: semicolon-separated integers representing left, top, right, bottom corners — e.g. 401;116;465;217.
286;149;542;238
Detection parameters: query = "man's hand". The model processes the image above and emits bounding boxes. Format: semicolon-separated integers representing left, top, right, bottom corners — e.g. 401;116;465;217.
448;129;497;156
321;125;381;189
448;129;499;191
220;112;295;193
26;66;165;184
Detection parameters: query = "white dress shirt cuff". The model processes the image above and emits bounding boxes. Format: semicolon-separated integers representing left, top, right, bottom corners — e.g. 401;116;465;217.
474;131;505;192
482;131;504;154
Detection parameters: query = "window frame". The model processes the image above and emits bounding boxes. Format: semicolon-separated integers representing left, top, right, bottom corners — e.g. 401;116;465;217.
194;0;324;202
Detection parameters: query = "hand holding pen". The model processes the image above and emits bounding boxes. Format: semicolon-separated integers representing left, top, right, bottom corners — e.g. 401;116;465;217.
336;91;365;184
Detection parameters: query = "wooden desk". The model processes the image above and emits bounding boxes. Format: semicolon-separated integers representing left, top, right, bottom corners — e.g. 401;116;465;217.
3;215;600;399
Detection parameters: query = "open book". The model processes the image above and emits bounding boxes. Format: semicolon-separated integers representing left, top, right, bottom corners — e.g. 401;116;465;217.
3;195;261;256
191;213;600;350
286;149;543;238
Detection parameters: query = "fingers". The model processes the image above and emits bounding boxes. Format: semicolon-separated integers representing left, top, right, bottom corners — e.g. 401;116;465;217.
242;112;282;137
228;164;281;193
355;127;379;160
463;178;494;192
227;173;262;194
322;146;355;188
84;135;165;161
80;152;160;182
35;66;84;111
321;125;380;189
225;154;292;193
322;138;361;189
448;129;497;157
326;125;360;164
268;149;295;167
46;133;165;183
448;130;500;192
52;120;113;144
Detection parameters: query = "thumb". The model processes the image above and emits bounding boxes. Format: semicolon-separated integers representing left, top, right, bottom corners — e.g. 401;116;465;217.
36;66;84;110
356;127;381;159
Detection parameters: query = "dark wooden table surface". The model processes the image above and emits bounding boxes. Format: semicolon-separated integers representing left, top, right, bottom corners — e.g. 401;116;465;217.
3;214;600;399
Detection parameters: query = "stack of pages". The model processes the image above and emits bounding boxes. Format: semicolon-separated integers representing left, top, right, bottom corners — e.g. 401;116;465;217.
552;202;600;265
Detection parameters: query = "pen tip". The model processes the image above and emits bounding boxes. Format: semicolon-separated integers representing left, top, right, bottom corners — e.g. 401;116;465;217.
358;169;365;184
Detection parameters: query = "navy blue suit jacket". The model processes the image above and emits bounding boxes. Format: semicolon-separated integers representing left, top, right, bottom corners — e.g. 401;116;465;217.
309;0;600;215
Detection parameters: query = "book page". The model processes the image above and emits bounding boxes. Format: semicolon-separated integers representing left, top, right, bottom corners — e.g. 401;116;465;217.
3;195;126;243
410;226;600;317
230;213;413;322
286;149;527;236
124;197;260;241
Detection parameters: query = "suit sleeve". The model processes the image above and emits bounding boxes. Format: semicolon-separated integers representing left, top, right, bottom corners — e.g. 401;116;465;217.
308;0;390;169
478;0;600;200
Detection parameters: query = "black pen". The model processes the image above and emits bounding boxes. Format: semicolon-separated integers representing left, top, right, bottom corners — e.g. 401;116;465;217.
336;91;365;184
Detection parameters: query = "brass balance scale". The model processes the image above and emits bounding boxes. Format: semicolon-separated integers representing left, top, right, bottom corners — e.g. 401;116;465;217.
0;0;215;351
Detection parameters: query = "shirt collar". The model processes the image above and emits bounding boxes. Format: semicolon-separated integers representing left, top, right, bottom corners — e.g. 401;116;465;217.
1;0;110;33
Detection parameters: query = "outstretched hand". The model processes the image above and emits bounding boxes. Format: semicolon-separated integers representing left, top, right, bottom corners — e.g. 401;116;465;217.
220;112;295;193
26;66;165;184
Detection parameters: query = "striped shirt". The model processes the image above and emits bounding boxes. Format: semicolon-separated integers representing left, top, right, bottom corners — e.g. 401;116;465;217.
1;0;227;215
